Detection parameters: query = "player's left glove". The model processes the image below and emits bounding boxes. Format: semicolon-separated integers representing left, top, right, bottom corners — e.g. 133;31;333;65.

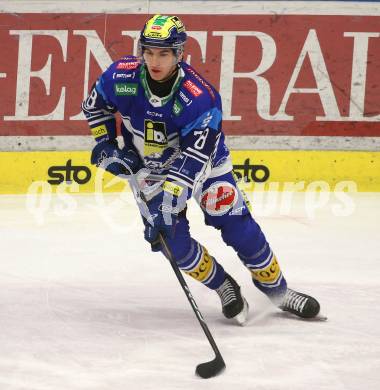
91;139;141;176
143;184;187;251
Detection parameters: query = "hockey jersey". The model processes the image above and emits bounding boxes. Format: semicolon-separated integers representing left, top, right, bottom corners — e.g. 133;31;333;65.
82;55;232;199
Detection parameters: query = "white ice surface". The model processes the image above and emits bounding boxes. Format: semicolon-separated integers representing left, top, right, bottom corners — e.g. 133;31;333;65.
0;191;380;390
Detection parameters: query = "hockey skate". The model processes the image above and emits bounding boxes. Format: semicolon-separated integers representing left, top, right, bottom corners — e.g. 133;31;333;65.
216;273;249;326
275;288;326;320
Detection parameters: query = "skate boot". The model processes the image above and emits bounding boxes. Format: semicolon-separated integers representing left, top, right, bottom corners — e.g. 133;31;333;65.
216;273;249;325
277;288;320;319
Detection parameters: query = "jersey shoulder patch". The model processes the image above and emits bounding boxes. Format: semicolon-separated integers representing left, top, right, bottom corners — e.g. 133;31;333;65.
174;64;222;132
182;63;218;101
116;55;140;70
101;56;142;99
103;55;141;83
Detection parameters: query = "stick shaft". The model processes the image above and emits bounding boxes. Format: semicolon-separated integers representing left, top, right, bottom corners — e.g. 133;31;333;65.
126;168;224;362
159;234;224;360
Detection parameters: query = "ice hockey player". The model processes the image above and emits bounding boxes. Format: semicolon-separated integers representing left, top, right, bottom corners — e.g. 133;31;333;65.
82;14;321;324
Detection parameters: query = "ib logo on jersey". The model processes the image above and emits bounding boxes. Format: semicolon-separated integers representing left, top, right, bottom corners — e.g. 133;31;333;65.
144;120;168;155
200;182;238;216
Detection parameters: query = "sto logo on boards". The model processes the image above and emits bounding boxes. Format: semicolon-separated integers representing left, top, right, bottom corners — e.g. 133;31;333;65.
48;159;91;185
233;158;270;183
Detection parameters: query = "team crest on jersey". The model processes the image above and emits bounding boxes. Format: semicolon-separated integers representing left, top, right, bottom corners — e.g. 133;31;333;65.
144;120;168;156
200;182;238;216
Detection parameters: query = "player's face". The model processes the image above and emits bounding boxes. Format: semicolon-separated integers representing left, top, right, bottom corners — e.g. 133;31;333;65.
143;47;179;81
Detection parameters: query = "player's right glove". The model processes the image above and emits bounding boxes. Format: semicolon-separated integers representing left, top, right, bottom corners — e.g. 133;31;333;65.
91;139;141;176
143;182;188;252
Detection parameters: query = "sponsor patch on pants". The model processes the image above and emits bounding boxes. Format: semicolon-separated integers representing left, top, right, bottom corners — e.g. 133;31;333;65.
200;182;238;216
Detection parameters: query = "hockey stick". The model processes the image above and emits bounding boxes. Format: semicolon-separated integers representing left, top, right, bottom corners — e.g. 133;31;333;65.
157;234;226;379
125;167;226;379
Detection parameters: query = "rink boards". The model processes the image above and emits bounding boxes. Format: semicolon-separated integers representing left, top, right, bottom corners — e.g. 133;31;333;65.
0;1;379;193
0;150;378;194
0;1;380;141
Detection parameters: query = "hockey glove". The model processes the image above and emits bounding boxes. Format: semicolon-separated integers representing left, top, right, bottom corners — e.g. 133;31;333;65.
91;139;141;176
143;185;187;250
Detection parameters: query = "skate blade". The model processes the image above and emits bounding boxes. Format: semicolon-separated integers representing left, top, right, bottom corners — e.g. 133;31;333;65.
308;313;328;322
234;298;249;326
278;311;328;322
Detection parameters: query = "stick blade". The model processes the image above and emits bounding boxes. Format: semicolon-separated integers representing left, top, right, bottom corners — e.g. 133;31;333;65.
195;355;226;379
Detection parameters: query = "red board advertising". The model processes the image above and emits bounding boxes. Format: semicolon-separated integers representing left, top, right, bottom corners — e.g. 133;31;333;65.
0;13;379;137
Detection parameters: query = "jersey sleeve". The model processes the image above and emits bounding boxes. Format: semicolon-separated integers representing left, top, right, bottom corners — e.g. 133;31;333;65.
163;94;223;200
81;73;118;143
81;56;140;143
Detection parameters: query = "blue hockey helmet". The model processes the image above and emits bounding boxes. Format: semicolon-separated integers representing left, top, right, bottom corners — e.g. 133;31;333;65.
139;14;187;50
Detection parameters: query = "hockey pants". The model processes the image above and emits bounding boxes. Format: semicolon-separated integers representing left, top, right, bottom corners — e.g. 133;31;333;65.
151;171;287;298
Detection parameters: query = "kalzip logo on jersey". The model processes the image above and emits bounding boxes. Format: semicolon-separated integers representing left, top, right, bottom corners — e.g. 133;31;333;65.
114;83;138;96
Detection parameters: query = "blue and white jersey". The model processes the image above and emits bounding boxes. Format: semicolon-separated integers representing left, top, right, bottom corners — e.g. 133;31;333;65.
82;55;232;198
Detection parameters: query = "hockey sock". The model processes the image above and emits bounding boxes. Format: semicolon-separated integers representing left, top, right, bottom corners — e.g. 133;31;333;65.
239;243;287;298
177;242;225;289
